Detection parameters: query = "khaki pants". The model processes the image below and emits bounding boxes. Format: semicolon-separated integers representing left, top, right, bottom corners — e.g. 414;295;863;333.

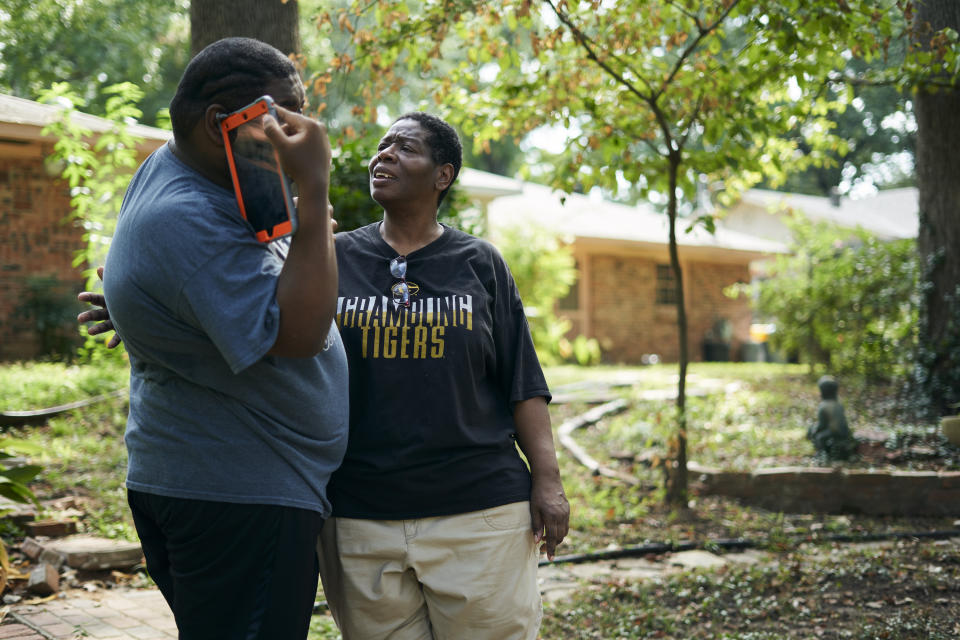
318;501;542;640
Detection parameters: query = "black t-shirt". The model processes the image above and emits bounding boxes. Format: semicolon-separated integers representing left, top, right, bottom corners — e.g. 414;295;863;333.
329;222;551;519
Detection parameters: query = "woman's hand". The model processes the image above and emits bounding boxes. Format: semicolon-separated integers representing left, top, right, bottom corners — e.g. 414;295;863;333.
513;396;570;561
77;266;122;348
530;473;570;561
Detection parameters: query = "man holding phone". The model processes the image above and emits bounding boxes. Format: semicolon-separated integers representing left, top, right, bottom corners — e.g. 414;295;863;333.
99;38;346;639
221;95;300;241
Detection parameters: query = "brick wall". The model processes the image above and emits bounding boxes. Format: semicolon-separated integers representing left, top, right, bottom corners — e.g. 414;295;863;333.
0;157;86;361
569;251;753;363
685;261;753;361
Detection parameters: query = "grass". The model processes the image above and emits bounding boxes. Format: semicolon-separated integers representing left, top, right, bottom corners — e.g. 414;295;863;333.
549;362;957;553
0;359;128;411
1;359;957;639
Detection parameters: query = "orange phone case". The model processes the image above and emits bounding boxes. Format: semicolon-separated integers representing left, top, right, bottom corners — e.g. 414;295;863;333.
220;95;298;243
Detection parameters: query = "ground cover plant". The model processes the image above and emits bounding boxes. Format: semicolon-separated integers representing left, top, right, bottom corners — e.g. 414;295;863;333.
541;540;960;639
550;363;957;555
1;360;957;638
0;360;133;542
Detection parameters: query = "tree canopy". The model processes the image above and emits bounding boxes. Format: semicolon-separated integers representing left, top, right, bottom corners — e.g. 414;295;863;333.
318;1;951;203
0;0;190;125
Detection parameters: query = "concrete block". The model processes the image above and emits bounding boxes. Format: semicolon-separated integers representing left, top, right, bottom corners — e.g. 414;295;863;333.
840;470;893;502
24;519;78;538
920;489;960;515
40;535;143;570
38;548;66;570
669;550;727;570
696;470;752;497
20;537;43;560
888;471;940;495
0;623;41;638
684;463;959;516
752;466;816;477
26;563;59;596
750;469;808;497
0;496;36;524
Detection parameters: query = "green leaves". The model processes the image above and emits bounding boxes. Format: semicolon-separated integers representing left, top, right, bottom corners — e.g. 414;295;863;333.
493;223;600;365
743;215;918;381
0;439;43;506
0;0;188;126
40;82;143;363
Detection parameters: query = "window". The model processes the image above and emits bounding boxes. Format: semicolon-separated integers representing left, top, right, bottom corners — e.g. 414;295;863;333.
656;264;677;305
557;278;580;311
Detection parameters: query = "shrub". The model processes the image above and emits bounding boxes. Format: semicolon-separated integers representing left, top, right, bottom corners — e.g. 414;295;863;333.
12;275;83;361
39;81;143;365
493;223;600;365
732;214;917;382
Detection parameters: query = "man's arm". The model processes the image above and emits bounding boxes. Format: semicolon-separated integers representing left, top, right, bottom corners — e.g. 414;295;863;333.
513;396;570;560
79;109;338;358
260;106;336;357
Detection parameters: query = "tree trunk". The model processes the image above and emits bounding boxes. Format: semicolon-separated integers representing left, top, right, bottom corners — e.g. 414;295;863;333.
665;153;688;507
914;0;960;418
190;0;300;56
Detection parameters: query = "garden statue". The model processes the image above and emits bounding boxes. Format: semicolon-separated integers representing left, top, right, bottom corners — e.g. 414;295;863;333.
807;375;856;460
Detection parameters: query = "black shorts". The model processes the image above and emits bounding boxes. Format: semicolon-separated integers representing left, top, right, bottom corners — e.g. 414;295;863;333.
128;489;324;640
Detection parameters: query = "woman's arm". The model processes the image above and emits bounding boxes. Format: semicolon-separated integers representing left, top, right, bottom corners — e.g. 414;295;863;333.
77;266;122;348
513;396;570;560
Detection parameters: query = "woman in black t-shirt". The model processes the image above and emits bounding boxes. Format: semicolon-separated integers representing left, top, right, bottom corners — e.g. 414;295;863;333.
321;112;569;640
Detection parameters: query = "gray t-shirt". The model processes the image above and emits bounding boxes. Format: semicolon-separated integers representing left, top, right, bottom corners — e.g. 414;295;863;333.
104;143;348;516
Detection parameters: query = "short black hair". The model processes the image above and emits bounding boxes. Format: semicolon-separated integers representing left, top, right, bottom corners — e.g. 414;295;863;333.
393;112;462;205
169;37;300;141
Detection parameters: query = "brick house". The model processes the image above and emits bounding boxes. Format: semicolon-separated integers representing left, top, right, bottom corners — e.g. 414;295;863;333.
460;169;786;364
0;93;169;360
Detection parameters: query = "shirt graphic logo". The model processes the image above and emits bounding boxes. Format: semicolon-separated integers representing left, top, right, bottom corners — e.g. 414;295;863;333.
336;294;473;360
390;280;420;300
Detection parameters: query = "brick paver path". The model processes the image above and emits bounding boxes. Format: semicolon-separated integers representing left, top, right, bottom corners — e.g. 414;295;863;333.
2;588;175;639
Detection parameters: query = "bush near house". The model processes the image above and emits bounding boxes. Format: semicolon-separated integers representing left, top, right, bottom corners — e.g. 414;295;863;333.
494;223;601;365
733;215;917;382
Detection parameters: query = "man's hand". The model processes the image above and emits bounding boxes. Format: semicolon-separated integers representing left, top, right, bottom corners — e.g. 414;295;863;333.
262;105;331;195
77;266;121;348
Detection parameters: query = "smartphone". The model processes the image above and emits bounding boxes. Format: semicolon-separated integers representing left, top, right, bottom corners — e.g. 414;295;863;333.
220;95;297;243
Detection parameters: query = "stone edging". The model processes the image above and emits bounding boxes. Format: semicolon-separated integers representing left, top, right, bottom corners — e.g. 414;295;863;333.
690;462;960;516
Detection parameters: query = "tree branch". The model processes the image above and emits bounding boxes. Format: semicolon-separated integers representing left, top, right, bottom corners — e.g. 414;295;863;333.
677;94;705;152
655;0;743;101
663;0;704;31
827;70;956;89
542;0;653;103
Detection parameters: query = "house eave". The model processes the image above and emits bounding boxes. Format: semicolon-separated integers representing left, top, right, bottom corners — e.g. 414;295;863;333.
0;93;170;159
570;235;779;263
